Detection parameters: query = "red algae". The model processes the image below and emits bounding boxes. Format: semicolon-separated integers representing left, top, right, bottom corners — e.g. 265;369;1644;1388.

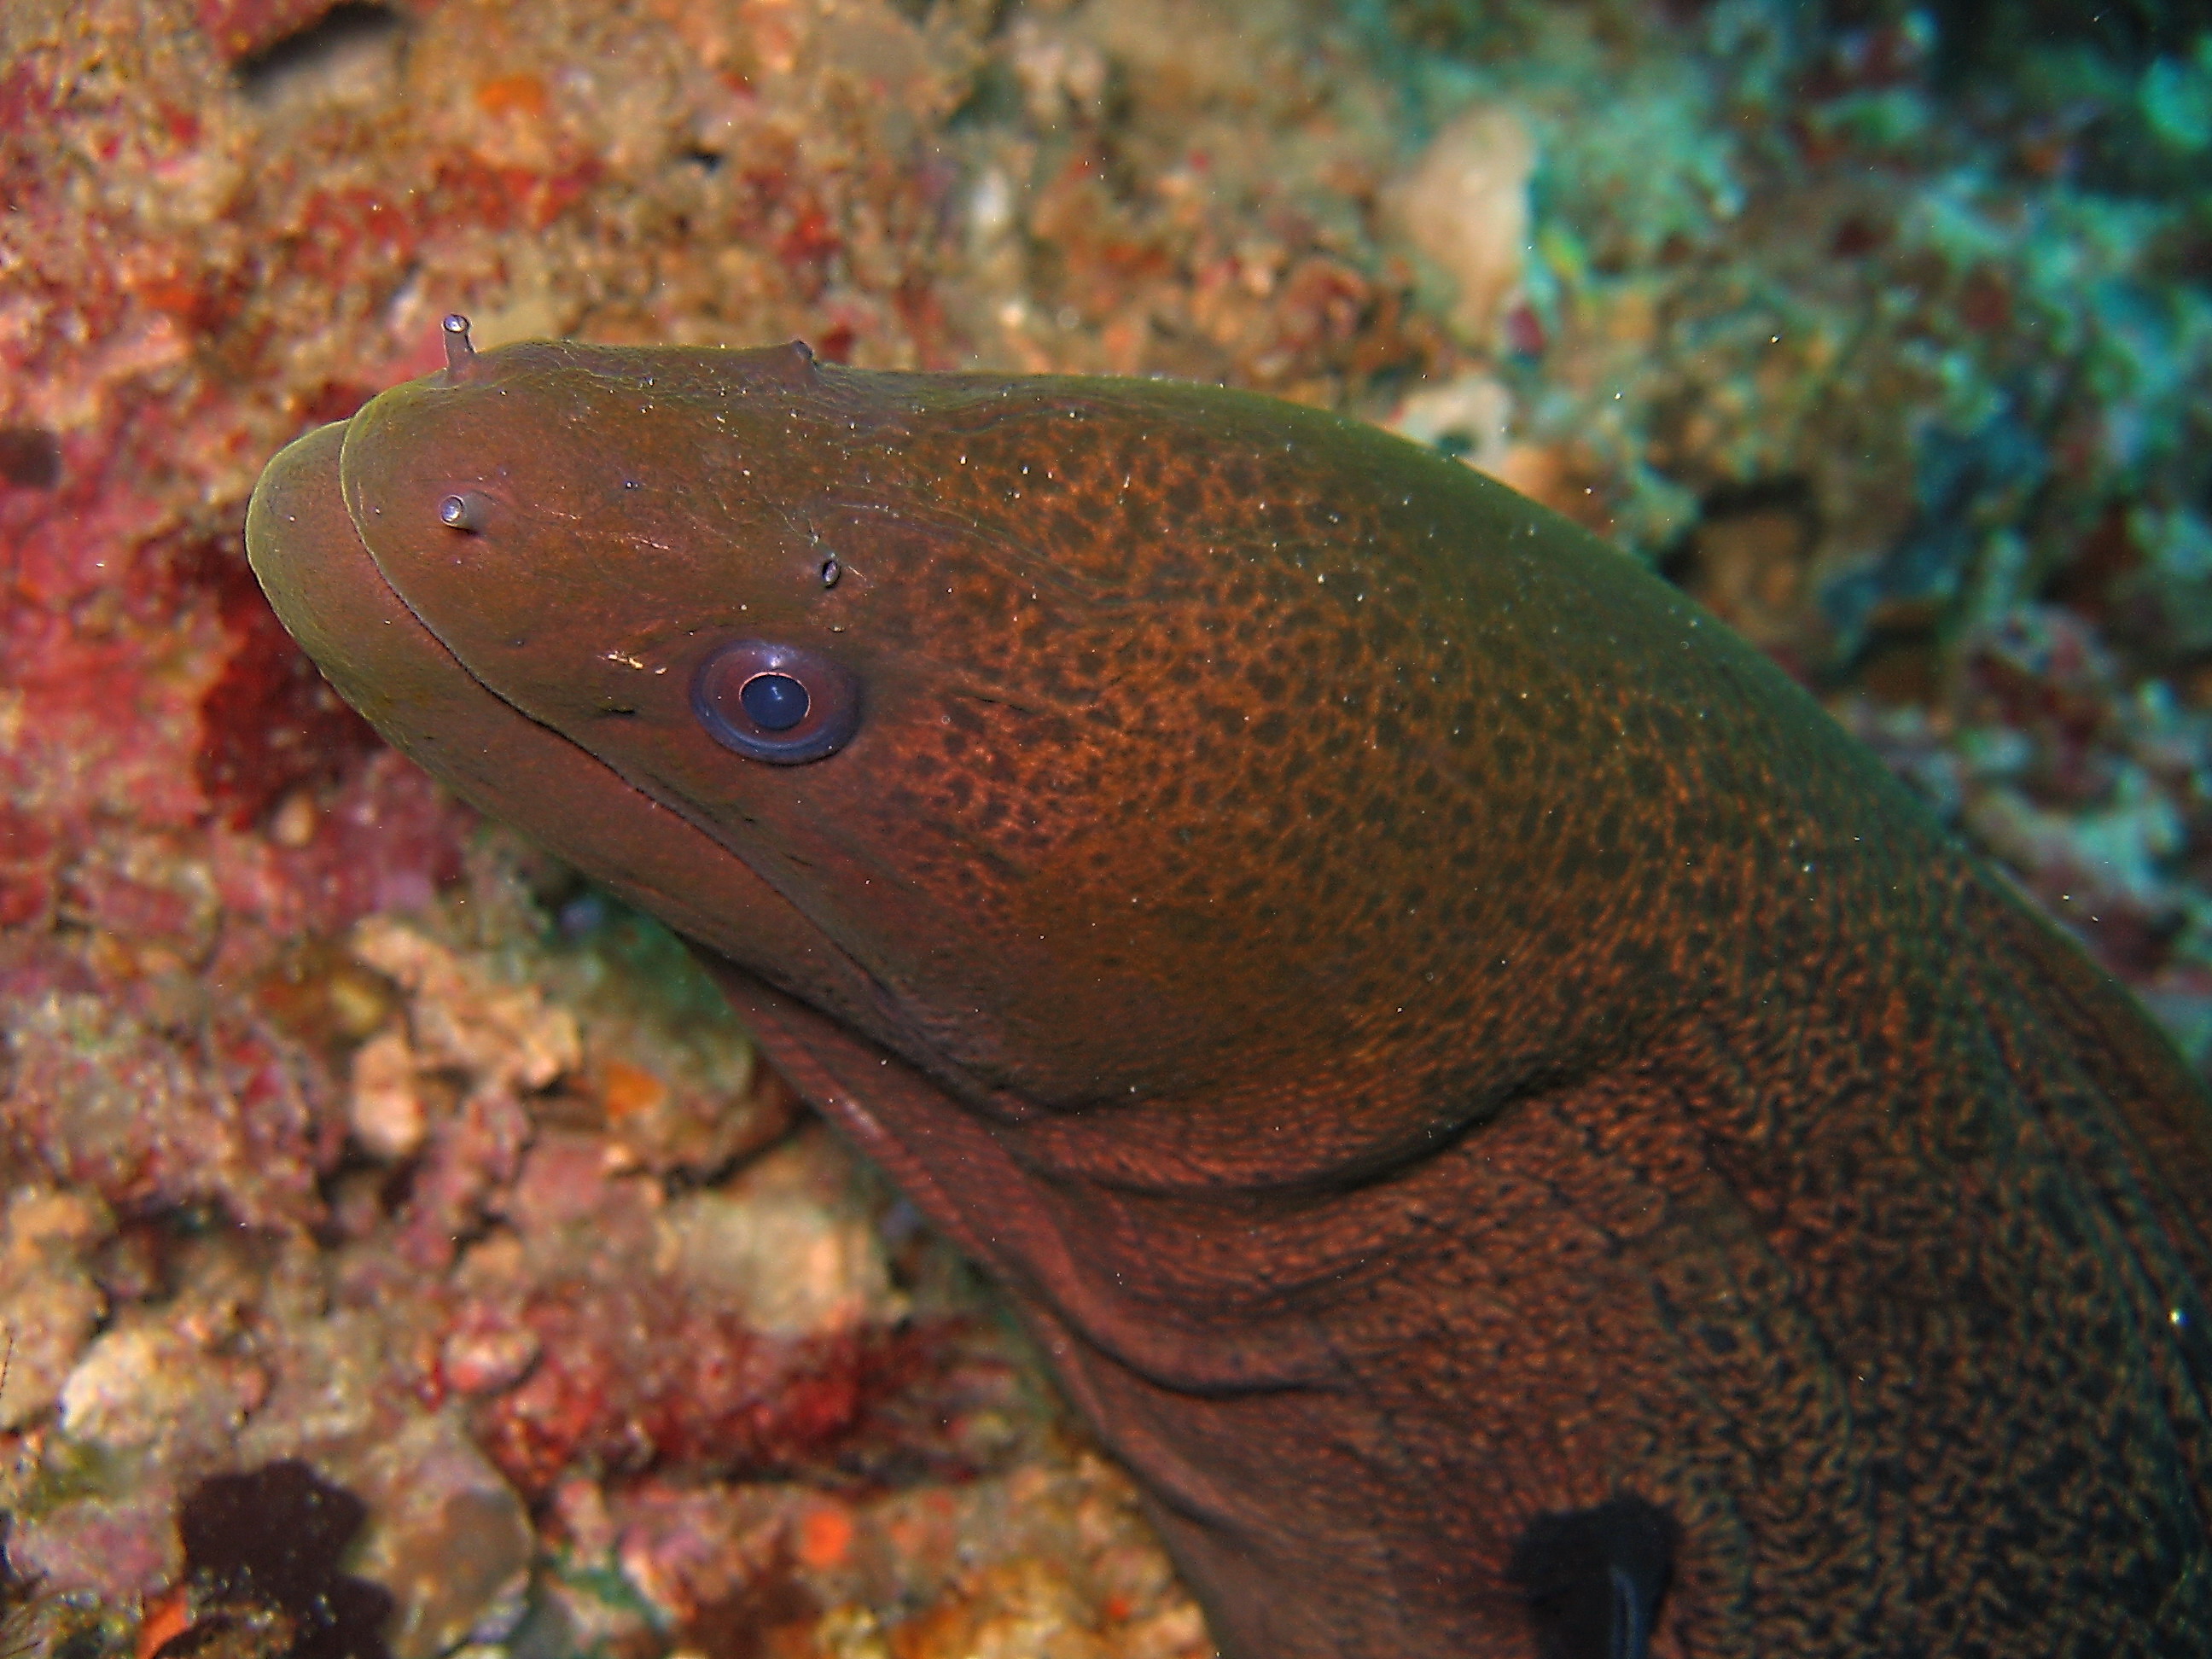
184;536;383;832
469;1293;996;1499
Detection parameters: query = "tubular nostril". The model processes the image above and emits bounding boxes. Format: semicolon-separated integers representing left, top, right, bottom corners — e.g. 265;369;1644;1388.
441;312;476;379
438;491;494;533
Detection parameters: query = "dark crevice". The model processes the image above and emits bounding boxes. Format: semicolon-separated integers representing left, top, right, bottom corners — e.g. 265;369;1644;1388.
235;3;409;101
0;428;61;491
166;1461;393;1659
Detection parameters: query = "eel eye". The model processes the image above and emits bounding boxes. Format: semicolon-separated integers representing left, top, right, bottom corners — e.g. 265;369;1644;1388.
691;639;860;764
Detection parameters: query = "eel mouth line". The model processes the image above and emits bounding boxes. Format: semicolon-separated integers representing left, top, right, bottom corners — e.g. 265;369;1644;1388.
247;413;908;1067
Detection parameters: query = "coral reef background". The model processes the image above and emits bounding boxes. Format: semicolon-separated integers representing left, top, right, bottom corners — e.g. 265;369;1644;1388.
3;0;2209;1653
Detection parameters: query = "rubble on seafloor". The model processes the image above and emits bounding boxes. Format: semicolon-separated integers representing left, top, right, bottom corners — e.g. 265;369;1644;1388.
1;0;2209;1653
3;841;1196;1659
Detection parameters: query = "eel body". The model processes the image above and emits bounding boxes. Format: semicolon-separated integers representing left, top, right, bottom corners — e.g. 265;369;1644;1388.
245;323;2212;1658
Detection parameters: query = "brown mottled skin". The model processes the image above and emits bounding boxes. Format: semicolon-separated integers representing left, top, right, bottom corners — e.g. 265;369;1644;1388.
246;335;2212;1658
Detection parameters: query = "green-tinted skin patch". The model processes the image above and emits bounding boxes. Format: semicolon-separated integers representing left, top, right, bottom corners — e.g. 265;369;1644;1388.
247;337;2212;1658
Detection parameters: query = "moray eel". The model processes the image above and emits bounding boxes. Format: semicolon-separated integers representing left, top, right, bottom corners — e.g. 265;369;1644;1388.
247;319;2212;1658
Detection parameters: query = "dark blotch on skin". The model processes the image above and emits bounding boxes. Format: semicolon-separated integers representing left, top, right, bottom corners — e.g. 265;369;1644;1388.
1508;1496;1678;1659
244;334;2212;1659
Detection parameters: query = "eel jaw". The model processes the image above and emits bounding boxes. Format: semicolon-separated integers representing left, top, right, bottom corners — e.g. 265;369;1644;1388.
243;416;899;1050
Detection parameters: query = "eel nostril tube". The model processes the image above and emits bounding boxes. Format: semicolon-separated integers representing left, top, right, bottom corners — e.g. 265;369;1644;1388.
439;490;493;533
441;312;476;380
